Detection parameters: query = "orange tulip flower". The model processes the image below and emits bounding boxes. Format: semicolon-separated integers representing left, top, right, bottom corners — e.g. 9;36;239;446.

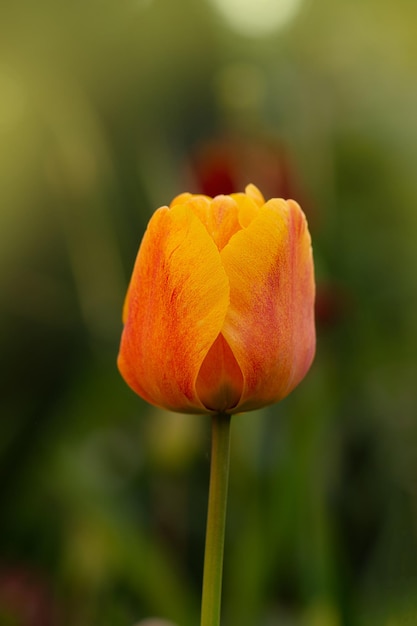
118;184;315;415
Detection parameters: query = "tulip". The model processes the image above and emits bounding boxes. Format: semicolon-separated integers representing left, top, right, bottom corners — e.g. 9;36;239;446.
117;184;315;415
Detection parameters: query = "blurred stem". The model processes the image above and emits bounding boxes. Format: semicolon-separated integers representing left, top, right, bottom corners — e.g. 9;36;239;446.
201;413;232;626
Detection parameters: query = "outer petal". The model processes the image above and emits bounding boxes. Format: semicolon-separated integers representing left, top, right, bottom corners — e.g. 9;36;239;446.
118;205;230;413
220;199;315;412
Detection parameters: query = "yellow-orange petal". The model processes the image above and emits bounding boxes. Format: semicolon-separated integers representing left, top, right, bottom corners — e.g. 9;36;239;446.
245;183;265;207
230;192;260;229
220;199;315;412
170;192;194;207
117;205;230;413
196;333;243;412
176;194;242;250
206;195;241;250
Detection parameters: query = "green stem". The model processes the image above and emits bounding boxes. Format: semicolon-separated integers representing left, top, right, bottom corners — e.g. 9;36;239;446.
200;412;232;626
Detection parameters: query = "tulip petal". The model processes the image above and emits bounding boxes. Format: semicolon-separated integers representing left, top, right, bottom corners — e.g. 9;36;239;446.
196;333;243;412
245;183;265;206
220;199;315;412
118;205;230;413
170;192;194;207
230;192;260;228
207;195;242;250
174;194;241;251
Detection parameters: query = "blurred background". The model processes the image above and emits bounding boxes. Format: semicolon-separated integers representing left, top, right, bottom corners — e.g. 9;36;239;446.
1;0;417;624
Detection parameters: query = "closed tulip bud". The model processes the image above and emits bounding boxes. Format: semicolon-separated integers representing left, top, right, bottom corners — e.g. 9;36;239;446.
118;184;315;414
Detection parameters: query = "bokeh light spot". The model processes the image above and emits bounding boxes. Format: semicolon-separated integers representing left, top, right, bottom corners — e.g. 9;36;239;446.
209;0;305;37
